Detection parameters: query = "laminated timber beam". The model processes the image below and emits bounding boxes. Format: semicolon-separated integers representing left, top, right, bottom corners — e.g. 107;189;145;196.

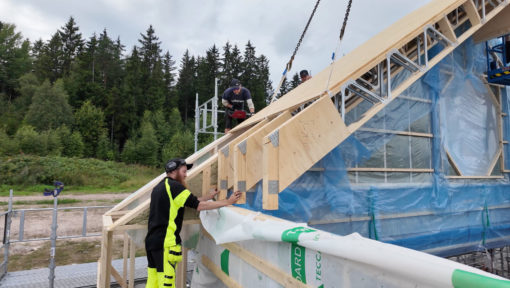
233;110;293;200
218;119;269;202
263;96;349;210
107;154;218;232
105;132;235;217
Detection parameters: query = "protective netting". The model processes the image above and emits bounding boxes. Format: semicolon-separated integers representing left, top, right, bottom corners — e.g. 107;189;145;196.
237;37;510;257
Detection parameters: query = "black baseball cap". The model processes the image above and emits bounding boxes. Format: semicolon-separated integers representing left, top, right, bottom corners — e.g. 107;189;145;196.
230;78;241;88
300;70;309;78
165;158;193;173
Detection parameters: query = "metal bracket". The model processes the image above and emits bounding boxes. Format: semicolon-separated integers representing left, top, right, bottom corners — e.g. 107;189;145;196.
268;180;279;195
238;140;247;155
237;181;246;192
220;180;228;190
269;130;279;147
345;80;385;104
425;24;456;47
221;146;229;157
388;48;423;73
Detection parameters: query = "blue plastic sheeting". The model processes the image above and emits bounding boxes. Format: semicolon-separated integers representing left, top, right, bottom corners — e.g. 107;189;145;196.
236;37;510;257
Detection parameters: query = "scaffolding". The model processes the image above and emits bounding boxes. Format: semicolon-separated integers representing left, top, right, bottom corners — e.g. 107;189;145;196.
194;78;224;152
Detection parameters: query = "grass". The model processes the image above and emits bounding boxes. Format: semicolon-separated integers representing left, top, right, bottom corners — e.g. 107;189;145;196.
8;238;147;271
0;155;161;196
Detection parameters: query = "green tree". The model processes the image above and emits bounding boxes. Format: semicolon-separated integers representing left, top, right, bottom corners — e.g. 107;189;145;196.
33;32;64;82
42;129;62;156
161;130;194;161
290;72;301;89
59;16;83;76
138;25;165;113
121;138;137;163
15;125;46;155
96;132;113;160
0;129;18;155
136;119;159;166
74;100;106;157
25;80;74;131
162;51;177;106
0;22;31;100
176;50;196;124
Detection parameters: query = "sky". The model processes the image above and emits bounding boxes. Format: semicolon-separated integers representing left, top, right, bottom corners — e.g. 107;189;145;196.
1;0;432;94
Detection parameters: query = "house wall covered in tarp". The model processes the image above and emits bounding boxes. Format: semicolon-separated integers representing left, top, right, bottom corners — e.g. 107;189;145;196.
237;36;510;257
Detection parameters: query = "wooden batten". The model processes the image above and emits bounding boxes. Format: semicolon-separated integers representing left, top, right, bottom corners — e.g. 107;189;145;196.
202;255;242;288
228;119;269;189
244;111;293;192
218;120;269;200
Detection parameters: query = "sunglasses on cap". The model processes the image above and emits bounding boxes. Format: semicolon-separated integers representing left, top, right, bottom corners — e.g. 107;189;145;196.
165;158;193;173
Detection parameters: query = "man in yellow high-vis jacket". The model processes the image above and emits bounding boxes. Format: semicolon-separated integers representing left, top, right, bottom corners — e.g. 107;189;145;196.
145;158;241;287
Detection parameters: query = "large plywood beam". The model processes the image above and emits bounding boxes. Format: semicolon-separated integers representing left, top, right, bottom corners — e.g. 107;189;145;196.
262;96;349;210
473;4;510;43
231;0;467;133
234;110;293;201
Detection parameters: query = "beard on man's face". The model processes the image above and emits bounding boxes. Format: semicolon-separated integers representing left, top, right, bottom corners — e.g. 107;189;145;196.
175;171;187;187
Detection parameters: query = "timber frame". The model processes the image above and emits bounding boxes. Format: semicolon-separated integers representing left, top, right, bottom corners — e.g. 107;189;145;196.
98;0;510;286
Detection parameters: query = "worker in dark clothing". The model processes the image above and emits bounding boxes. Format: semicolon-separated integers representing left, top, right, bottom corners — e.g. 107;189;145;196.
222;79;255;133
300;70;312;83
145;158;241;288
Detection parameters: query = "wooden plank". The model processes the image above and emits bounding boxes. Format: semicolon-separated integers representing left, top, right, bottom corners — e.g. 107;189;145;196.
438;16;457;43
106;133;234;217
347;168;434;173
129;237;135;288
103;215;113;228
358;127;433;138
227;119;269;189
222;242;312;288
473;4;510;43
446;149;462;176
262;96;349;210
263;131;279;210
233;144;247;204
463;0;482;27
218;144;228;200
232;0;467;133
446;176;504;179
98;229;114;288
241;110;292;193
111;266;127;288
202;255;242;288
487;148;502;176
218;119;269;200
108;198;150;231
201;164;212;198
176;246;188;288
122;232;129;285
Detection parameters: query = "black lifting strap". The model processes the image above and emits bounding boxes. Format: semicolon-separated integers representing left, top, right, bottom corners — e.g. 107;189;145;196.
271;0;354;103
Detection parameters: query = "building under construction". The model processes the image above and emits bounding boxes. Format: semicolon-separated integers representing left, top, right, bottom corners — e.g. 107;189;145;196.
98;0;510;287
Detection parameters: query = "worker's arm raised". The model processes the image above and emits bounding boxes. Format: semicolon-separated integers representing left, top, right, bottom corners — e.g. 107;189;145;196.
197;190;241;211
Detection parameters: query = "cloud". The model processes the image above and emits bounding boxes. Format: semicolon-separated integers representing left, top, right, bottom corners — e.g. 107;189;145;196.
1;0;432;88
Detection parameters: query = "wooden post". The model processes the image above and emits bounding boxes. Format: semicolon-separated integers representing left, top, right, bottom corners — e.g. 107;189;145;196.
176;247;188;288
202;164;212;198
129;237;135;288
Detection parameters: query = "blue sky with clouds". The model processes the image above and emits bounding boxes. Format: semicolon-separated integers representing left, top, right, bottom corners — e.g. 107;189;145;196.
1;0;432;88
